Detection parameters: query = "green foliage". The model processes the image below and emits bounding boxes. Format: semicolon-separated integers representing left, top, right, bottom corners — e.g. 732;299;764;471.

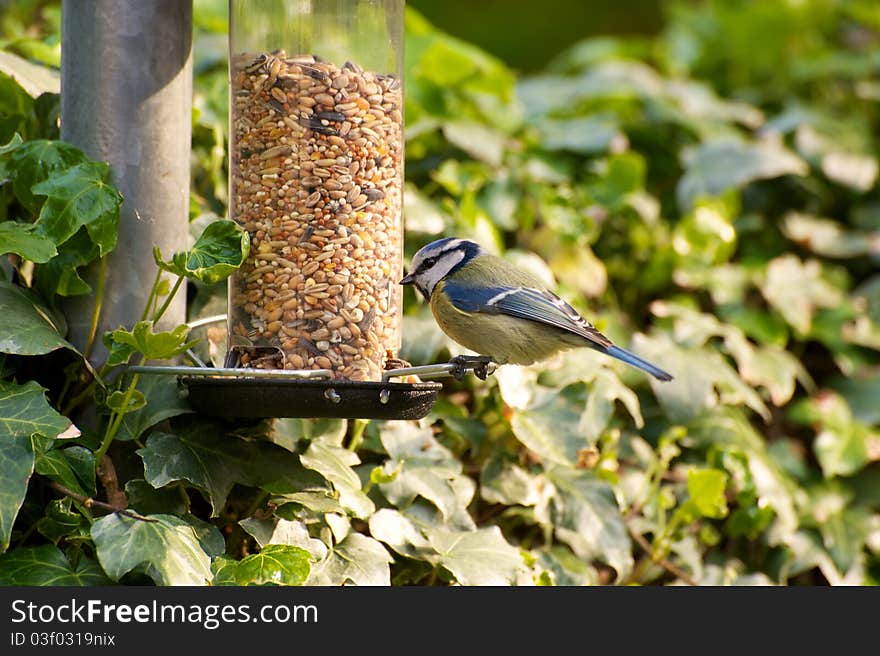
0;0;878;586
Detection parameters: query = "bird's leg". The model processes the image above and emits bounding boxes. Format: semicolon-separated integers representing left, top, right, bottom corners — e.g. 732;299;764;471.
449;355;496;381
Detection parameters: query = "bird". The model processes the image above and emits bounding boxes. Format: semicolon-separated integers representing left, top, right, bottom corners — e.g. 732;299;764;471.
399;237;673;382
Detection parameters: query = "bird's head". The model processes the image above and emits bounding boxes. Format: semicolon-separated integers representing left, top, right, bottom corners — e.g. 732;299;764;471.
399;237;484;300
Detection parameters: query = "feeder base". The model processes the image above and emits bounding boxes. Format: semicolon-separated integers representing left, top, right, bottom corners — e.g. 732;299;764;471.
180;376;442;420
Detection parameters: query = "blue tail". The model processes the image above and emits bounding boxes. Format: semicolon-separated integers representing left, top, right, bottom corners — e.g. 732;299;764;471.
605;345;673;382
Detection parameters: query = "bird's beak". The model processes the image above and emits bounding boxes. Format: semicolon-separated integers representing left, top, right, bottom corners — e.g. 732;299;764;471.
399;273;415;285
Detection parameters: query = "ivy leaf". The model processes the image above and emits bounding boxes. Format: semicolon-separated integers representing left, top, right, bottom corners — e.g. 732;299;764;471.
36;498;89;544
632;333;770;422
213;545;311;586
91;513;220;585
782;212;880;259
34;446;96;497
0;281;76;355
535;115;623;154
759;255;843;335
368;508;436;562
3;140;85;213
124;479;187;516
378;422;475;527
0;73;34;143
0;427;34;552
0;221;57;262
0;545;110;585
677;138;807;210
32;228;100;298
240;518;329;561
480;457;548;507
114;374;194;442
299;439;374;519
30;159;121;255
306;533;393;586
509;385;589;467
0;379;79;440
137;422;315;516
442;121;505;166
546;467;633;581
106;321;198;361
155;219;249;284
689;409;803;537
268;417;347;452
425;526;524;585
687;468;729;519
581;371;644;440
106;389;147;414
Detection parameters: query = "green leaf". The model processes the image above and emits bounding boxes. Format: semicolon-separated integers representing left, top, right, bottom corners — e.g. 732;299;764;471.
107;321;198;361
677;138;808;210
32;228;100;297
0;73;34;142
240;518;329;560
546;467;632;581
31;159;122;255
213;544;311;586
3;140;86;214
782;212;880;259
35;446;95;497
0;281;76;355
268;417;347;452
114;374;194;442
368;508;436;562
156;220;249;284
299;439;374;519
0;427;35;552
687;468;729;519
480;457;548;507
632;332;770;422
442;121;505;166
36;498;90;543
534;115;623;154
106;389;146;414
0;545;109;585
124;479;187;516
425;526;525;586
0;379;79;439
377;422;475;528
510;385;589;467
137;422;315;516
0;221;57;262
306;532;393;586
759;255;843;335
91;513;219;585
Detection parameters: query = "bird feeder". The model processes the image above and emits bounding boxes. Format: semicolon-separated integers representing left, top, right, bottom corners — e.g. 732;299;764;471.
125;0;496;419
178;0;463;420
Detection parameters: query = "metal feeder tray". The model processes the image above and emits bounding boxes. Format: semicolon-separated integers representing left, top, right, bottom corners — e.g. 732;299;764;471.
127;358;496;420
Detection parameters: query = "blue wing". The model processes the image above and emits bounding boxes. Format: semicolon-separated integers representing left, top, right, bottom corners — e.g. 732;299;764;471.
443;281;613;349
443;280;674;381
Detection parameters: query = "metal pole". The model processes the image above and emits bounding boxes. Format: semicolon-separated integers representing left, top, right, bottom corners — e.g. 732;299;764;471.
60;0;192;363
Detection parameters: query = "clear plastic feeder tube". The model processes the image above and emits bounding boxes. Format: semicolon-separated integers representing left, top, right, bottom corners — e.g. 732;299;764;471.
227;0;404;381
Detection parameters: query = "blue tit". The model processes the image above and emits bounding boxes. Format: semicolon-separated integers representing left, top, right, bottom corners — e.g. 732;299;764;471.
399;237;673;381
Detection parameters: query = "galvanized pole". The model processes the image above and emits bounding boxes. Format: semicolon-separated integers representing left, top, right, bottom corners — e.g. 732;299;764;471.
60;0;192;362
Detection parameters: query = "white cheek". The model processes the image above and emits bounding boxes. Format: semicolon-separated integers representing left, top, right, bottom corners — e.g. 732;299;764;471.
423;250;465;295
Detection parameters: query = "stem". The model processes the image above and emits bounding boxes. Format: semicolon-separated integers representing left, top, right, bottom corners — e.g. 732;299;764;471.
347;419;367;451
151;275;184;323
140;266;164;322
176;482;191;514
48;480;157;523
94;359;144;468
626;524;698;586
82;255;108;362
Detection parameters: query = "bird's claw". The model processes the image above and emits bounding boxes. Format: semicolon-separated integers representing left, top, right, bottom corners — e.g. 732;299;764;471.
449;355;496;381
